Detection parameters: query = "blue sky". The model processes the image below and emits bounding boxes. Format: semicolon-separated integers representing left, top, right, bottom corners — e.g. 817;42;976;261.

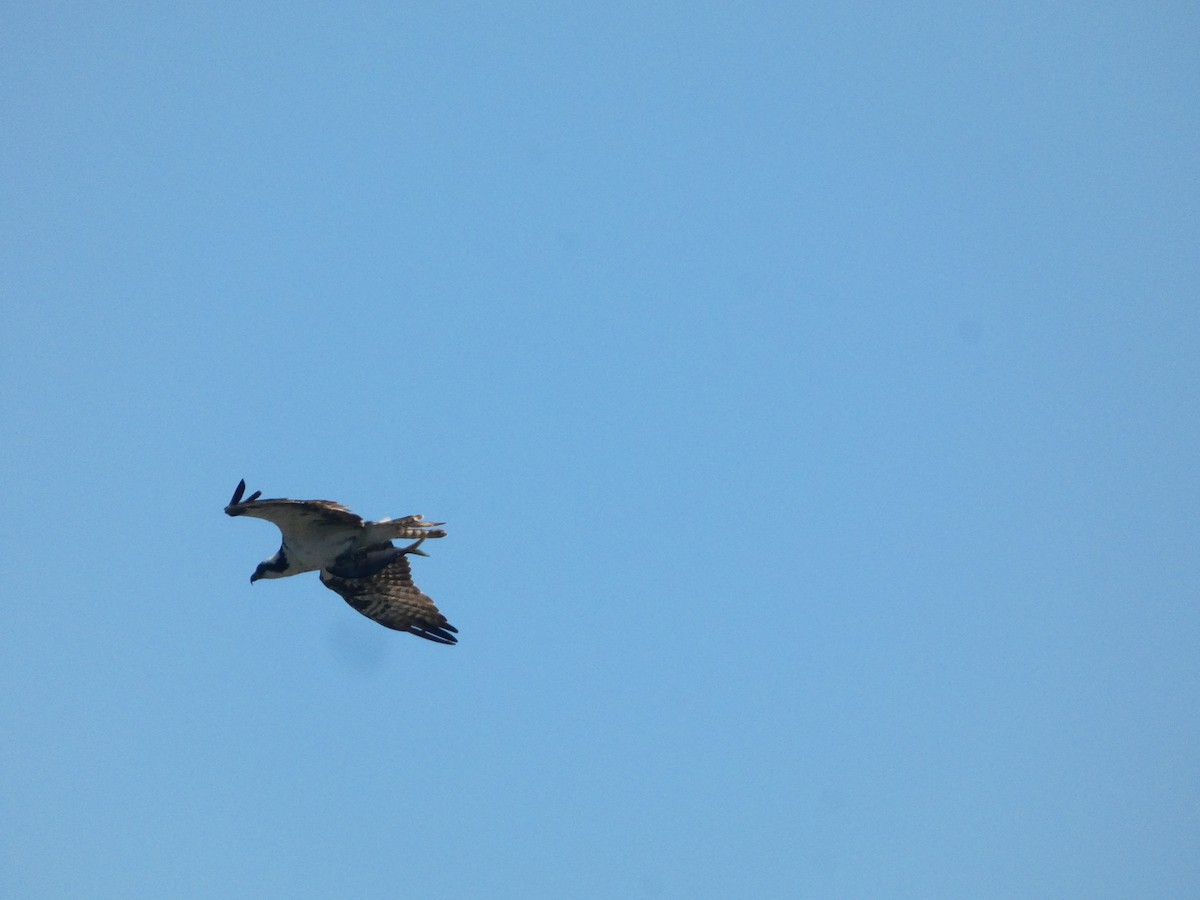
2;3;1197;897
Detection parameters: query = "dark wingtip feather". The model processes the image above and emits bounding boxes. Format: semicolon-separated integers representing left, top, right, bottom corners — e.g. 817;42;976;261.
225;479;262;515
409;622;459;645
229;479;246;506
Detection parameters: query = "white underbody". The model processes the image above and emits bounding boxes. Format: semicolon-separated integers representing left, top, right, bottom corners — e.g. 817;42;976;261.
233;497;433;581
270;528;365;576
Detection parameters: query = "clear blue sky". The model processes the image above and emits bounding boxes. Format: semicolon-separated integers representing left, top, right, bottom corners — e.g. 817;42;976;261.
2;4;1197;898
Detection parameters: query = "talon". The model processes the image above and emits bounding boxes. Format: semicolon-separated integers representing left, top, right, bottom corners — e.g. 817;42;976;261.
401;538;429;557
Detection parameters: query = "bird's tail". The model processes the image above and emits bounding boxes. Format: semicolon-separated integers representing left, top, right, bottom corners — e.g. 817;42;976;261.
365;515;447;543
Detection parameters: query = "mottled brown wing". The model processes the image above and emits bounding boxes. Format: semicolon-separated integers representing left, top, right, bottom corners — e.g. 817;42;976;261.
320;551;458;645
224;481;444;542
226;496;364;529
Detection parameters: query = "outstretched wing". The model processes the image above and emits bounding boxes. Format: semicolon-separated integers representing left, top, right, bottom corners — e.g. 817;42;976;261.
225;478;364;533
320;547;458;645
224;480;445;542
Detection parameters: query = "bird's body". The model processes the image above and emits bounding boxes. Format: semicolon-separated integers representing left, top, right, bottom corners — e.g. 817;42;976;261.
224;480;457;644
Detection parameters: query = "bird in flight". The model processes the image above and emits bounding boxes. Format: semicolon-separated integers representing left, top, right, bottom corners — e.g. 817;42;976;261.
224;480;458;644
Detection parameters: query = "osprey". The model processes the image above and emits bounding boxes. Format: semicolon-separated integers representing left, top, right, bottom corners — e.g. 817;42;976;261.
224;480;458;644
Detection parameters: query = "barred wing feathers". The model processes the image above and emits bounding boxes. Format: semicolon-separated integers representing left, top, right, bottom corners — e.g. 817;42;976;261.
320;550;458;645
224;479;446;546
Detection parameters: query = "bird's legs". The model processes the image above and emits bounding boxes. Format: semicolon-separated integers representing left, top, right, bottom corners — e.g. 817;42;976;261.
400;538;429;557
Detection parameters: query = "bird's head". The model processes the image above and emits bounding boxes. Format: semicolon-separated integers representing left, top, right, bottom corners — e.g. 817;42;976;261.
250;550;289;583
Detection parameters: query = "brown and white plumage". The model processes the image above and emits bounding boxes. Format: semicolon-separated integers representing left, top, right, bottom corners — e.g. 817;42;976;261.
224;480;445;579
321;545;458;644
224;480;457;645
